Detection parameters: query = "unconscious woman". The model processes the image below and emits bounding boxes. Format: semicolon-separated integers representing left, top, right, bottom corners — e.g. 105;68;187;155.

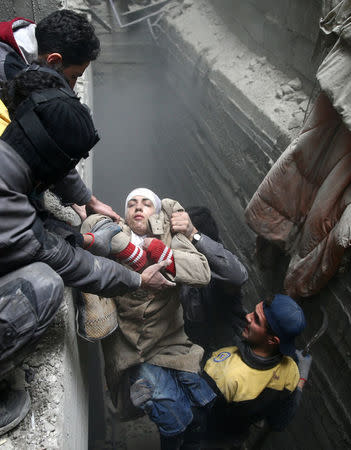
81;187;215;450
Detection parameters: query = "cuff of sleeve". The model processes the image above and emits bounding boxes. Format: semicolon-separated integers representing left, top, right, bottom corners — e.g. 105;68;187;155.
129;270;142;290
111;232;131;254
77;188;92;206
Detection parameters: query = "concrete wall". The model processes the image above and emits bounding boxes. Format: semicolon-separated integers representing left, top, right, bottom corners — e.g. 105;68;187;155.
159;1;351;448
1;0;63;21
208;0;333;86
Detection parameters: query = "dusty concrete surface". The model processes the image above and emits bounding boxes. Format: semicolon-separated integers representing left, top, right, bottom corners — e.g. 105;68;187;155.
0;290;90;450
162;0;310;143
2;0;64;21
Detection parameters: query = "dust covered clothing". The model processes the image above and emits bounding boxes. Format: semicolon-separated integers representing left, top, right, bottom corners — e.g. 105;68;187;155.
0;263;63;368
83;199;212;419
0;139;140;295
203;345;300;436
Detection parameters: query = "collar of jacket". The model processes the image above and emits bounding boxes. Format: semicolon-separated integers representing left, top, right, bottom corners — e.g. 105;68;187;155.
236;339;282;370
148;198;184;235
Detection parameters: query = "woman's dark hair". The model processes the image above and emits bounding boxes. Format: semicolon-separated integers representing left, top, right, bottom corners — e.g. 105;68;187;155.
187;206;220;242
36;9;100;66
2;69;66;118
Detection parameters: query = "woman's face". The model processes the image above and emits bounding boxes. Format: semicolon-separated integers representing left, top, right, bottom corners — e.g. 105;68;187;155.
126;195;156;235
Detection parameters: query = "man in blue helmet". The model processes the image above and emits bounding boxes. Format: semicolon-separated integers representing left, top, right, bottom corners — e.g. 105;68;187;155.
199;294;311;448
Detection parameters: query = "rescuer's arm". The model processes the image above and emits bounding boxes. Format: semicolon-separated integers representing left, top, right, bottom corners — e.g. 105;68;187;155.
142;234;210;286
0;187;173;295
195;234;248;287
171;211;247;288
52;169;120;221
265;351;312;431
52;168;92;206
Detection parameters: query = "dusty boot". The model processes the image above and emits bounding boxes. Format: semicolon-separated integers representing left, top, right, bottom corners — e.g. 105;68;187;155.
0;378;30;436
87;219;121;257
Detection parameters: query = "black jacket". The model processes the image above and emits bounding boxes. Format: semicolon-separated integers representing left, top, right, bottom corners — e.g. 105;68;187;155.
179;234;248;353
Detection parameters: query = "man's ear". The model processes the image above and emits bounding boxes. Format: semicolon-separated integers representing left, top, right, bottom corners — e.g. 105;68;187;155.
46;53;63;66
267;335;280;346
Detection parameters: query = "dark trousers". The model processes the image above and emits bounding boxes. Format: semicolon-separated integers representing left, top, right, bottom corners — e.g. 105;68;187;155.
0;262;64;376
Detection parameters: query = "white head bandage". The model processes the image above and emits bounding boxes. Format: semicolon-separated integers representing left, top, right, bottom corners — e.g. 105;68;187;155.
125;188;161;216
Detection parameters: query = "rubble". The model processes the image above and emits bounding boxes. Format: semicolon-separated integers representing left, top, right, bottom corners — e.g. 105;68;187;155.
288;110;305;129
3;304;66;449
288;77;303;91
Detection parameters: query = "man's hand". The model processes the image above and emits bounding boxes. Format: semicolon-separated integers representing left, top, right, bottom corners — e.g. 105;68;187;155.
171;211;197;240
86;195;120;222
72;203;88;221
296;350;313;390
141;260;176;290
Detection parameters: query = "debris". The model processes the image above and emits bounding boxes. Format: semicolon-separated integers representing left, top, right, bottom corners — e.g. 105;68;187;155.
169;7;183;19
288;111;305;129
43;420;56;433
248;58;257;71
183;0;192;8
275;88;284;99
299;99;309;111
295;94;307;104
284;93;296;101
281;84;294;95
28;354;42;368
288;77;302;91
256;56;267;65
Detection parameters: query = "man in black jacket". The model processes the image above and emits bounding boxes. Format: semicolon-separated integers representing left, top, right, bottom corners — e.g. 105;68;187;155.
0;9;119;222
173;206;248;353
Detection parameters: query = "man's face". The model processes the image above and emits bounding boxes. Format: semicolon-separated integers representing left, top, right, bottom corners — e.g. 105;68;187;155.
41;53;90;88
242;301;271;346
62;62;90;88
126;195;156;236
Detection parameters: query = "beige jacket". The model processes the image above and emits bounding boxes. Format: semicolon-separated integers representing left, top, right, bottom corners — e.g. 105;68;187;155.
245;94;351;298
245;3;351;298
82;199;211;416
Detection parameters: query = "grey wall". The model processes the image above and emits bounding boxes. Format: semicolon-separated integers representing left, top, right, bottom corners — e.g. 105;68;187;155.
210;0;333;86
1;0;63;21
160;1;351;448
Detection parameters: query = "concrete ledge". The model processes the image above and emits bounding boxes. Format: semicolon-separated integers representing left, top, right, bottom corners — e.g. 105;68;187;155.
162;0;309;149
1;290;89;450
